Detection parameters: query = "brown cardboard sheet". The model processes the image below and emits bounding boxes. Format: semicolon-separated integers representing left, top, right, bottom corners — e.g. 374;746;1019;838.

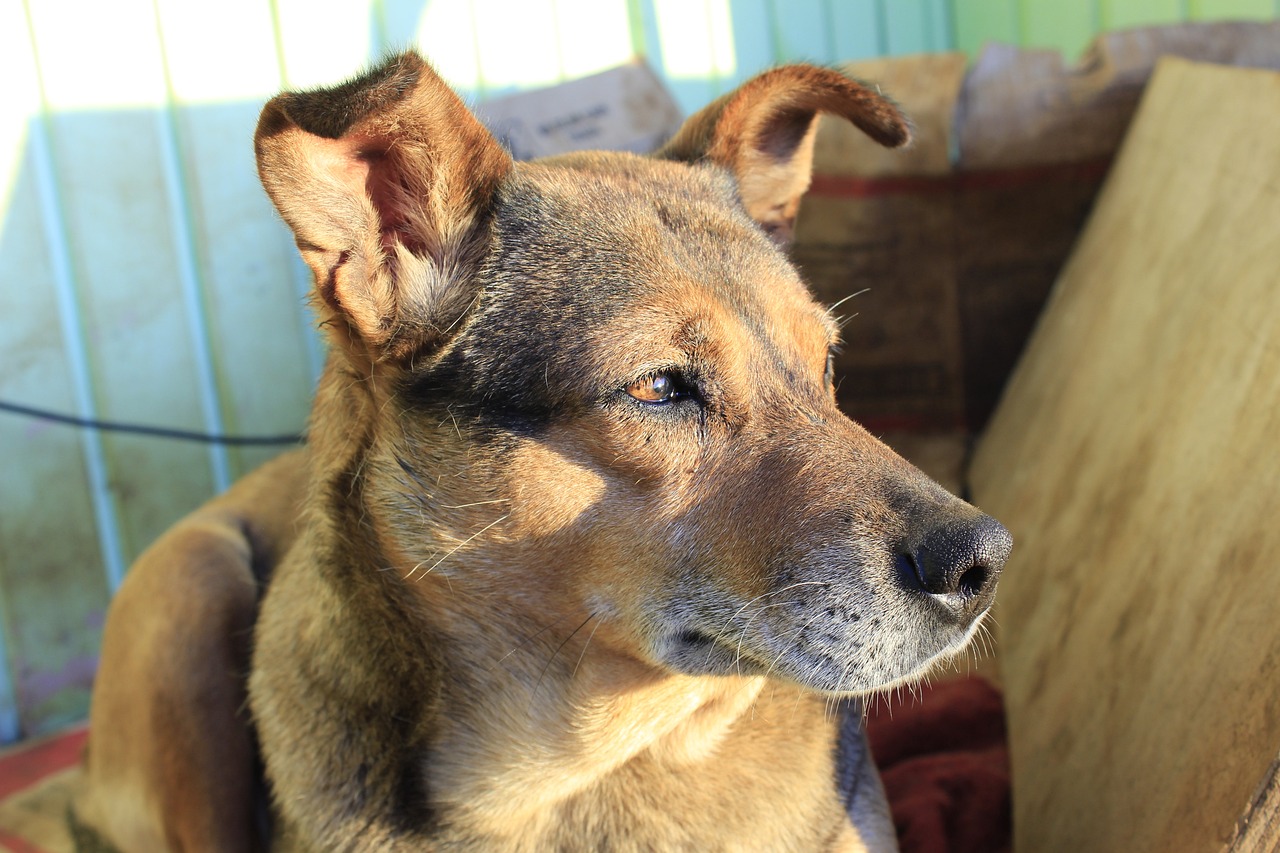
971;58;1280;852
798;22;1280;431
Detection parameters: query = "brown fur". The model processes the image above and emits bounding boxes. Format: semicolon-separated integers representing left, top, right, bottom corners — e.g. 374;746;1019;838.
78;52;1009;852
78;450;305;851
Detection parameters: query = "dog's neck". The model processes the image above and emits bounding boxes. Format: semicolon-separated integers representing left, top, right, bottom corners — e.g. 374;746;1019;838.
409;578;769;833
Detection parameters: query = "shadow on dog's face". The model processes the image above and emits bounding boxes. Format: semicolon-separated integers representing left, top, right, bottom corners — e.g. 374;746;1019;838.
386;153;1009;695
256;52;1011;698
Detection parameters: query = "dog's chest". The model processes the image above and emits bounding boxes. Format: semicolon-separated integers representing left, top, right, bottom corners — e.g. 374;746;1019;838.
425;695;883;852
441;757;844;852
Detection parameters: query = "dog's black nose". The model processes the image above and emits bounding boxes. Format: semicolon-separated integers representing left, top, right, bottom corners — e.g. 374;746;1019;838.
895;513;1011;611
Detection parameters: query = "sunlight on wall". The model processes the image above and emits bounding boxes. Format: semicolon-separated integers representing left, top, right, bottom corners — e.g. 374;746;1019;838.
418;0;637;99
156;0;284;102
25;0;169;110
272;0;376;89
416;0;485;93
653;0;737;85
471;0;565;92
549;0;636;79
0;4;37;215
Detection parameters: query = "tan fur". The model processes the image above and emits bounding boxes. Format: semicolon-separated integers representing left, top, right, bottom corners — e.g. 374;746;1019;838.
79;52;1008;853
78;450;305;852
657;65;911;244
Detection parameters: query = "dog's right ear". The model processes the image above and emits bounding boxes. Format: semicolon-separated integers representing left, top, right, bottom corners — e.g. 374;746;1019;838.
255;51;512;362
656;65;910;246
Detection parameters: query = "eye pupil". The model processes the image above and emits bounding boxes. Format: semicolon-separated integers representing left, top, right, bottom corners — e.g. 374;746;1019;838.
627;373;677;404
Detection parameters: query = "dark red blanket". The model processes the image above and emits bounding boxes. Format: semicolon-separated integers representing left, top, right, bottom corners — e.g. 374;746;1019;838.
867;677;1011;853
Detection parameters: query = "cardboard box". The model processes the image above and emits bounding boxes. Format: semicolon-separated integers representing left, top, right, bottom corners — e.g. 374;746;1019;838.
796;21;1280;432
474;60;682;160
796;53;969;431
971;58;1280;852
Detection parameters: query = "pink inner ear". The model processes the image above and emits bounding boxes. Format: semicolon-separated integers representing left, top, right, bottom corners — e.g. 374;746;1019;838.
360;148;432;258
301;133;428;259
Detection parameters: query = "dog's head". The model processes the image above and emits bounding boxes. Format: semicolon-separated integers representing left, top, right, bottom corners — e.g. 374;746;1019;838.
255;52;1010;695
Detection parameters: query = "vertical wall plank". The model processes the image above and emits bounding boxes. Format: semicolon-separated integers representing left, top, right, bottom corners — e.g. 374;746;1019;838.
14;9;129;606
953;0;1019;54
705;0;739;97
1188;0;1274;16
723;0;771;87
1020;1;1097;56
883;0;954;54
638;0;721;114
627;0;734;111
628;0;666;82
0;0;113;741
0;0;37;743
1099;0;1186;29
150;6;233;494
376;0;420;52
769;0;835;63
154;0;312;478
401;0;484;98
927;0;955;50
828;0;884;60
269;0;373;89
27;0;218;567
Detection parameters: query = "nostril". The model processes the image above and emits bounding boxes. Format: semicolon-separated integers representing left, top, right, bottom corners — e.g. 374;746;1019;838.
893;512;1010;602
957;564;989;598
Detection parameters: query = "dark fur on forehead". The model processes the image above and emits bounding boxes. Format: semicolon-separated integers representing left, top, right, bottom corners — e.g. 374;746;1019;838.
506;152;759;246
402;153;804;433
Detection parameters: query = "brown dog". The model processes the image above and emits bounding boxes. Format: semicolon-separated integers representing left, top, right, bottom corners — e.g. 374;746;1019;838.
76;52;1010;852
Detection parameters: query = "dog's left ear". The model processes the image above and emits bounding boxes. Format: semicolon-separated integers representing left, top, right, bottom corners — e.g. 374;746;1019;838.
656;65;910;245
255;52;512;364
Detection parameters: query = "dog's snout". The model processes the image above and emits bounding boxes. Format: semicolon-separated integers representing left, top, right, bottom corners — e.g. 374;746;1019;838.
895;514;1011;611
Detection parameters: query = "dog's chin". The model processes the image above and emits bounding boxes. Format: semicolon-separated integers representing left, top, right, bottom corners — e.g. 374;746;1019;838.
655;609;990;696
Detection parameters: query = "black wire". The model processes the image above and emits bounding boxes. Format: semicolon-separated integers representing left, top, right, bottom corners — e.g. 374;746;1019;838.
0;399;304;446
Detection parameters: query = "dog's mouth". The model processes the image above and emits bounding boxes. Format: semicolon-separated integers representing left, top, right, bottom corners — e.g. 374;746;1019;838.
656;600;992;696
661;628;775;677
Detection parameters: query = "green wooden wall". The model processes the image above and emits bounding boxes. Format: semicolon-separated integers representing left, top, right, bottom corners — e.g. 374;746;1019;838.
1;0;1276;743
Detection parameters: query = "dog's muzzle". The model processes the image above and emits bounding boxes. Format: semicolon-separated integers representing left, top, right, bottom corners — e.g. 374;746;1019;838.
893;512;1011;620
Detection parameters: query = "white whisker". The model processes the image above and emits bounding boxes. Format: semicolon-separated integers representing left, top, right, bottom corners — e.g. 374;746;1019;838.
701;581;828;667
405;513;509;581
828;288;871;312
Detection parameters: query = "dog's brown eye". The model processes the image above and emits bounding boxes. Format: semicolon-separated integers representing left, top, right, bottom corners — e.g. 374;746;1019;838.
627;373;677;404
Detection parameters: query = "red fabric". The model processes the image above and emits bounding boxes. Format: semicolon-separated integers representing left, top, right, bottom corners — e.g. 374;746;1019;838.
0;727;86;800
866;678;1011;853
0;726;87;852
0;829;47;853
